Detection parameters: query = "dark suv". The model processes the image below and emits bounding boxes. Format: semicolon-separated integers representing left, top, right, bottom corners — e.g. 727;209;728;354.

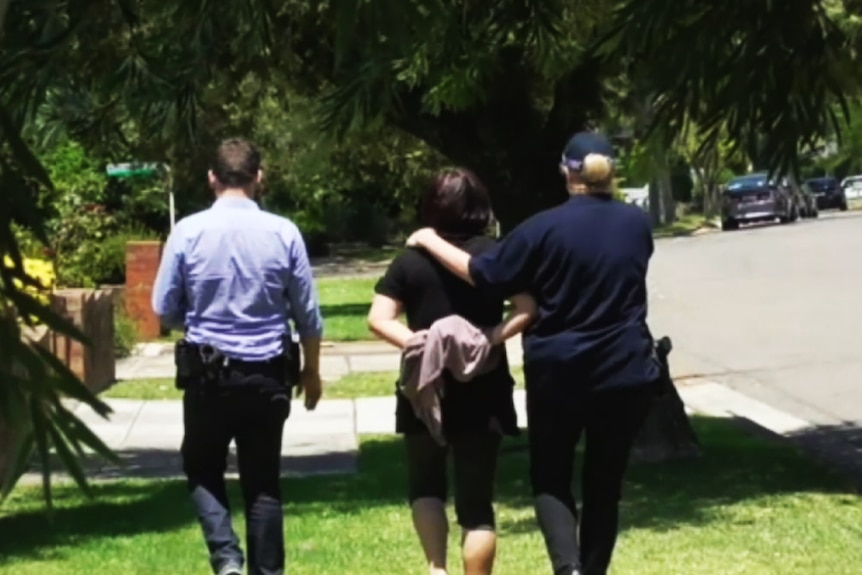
721;172;796;231
804;177;847;211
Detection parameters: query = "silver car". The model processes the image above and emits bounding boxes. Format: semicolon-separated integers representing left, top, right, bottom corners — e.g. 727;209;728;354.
841;175;862;201
721;172;796;231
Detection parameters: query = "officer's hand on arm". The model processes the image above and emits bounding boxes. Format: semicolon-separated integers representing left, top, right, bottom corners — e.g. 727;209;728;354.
406;227;475;285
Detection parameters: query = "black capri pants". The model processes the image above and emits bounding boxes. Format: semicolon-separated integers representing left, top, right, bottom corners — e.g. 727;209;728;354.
405;431;502;531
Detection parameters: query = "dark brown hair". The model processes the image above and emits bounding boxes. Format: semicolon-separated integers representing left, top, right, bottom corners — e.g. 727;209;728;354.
210;138;262;187
419;168;493;236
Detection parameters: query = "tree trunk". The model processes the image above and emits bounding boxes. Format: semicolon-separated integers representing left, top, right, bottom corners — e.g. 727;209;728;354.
647;143;676;226
703;180;722;220
0;0;11;41
0;416;19;489
653;152;676;225
630;337;702;464
0;312;24;490
392;56;605;231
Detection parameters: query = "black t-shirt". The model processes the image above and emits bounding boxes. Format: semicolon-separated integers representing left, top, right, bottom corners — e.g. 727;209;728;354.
375;235;519;436
468;194;660;391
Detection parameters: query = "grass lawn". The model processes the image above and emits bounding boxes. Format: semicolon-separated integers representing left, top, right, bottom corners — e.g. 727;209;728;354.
102;378;182;400
102;368;526;401
2;418;861;574
317;276;377;342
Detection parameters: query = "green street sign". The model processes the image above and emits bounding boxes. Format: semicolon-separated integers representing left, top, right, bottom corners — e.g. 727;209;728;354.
106;162;166;178
106;161;176;230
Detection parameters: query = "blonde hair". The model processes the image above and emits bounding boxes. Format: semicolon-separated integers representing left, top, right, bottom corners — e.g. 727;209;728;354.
564;153;615;195
581;153;614;184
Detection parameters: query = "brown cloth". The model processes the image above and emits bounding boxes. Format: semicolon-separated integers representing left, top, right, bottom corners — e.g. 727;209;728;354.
399;315;502;445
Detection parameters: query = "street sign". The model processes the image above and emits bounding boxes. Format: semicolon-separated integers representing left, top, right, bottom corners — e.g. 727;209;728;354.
106;162;165;178
106;161;175;230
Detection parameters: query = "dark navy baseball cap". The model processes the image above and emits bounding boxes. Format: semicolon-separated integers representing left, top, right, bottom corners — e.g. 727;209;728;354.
561;131;615;172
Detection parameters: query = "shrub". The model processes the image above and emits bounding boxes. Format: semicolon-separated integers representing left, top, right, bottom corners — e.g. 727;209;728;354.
114;307;139;359
60;225;162;288
88;226;161;286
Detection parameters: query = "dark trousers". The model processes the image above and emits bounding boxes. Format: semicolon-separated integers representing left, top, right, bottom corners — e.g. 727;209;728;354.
405;431;502;530
181;364;291;575
527;381;653;575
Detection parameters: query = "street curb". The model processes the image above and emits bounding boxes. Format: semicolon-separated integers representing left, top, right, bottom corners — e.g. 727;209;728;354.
679;380;862;491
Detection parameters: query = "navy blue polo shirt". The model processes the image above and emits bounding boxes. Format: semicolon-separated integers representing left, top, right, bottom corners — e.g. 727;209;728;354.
469;194;660;391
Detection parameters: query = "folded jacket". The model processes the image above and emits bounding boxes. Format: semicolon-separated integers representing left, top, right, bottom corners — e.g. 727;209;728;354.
400;315;502;445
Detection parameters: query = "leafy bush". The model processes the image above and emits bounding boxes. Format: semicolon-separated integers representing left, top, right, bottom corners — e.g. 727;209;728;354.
11;225;48;259
79;226;162;286
114;307;139;359
55;221;162;288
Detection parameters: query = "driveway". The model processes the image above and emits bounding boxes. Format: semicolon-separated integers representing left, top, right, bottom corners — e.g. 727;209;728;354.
648;211;862;429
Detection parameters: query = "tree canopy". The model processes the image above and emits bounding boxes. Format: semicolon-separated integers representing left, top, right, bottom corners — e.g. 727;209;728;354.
5;0;862;503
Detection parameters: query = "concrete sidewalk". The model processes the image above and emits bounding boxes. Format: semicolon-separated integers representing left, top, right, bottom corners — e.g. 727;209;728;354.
116;334;719;384
117;337;526;382
20;379;817;485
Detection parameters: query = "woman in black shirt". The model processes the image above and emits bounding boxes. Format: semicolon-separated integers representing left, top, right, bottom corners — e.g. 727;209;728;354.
368;168;535;575
407;133;659;575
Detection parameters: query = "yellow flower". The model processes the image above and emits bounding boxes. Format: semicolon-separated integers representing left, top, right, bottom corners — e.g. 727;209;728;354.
3;256;56;317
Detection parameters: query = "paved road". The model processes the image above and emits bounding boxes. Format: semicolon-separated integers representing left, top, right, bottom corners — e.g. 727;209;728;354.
648;210;862;430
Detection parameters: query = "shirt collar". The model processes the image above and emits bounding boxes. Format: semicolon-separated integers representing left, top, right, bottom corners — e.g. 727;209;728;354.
212;196;260;210
568;193;613;205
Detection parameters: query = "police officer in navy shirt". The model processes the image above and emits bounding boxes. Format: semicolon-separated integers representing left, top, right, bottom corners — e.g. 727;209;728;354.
407;131;659;575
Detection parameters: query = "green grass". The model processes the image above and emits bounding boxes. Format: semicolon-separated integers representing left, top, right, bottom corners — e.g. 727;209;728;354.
102;378;182;400
2;418;861;574
102;368;526;401
317;276;377;342
326;371;397;399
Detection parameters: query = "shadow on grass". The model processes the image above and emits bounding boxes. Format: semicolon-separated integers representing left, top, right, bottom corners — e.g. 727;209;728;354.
1;416;858;562
319;303;369;320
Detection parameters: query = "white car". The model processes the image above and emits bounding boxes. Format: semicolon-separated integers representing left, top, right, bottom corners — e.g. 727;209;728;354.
840;175;862;200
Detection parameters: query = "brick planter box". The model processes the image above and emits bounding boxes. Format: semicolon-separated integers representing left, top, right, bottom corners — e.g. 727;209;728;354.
46;288;117;394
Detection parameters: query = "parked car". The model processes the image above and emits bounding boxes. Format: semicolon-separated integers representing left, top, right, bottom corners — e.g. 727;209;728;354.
841;175;862;201
805;177;847;211
721;172;796;231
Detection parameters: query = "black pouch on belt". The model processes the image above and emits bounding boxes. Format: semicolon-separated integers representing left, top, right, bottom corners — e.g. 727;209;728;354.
175;339;205;390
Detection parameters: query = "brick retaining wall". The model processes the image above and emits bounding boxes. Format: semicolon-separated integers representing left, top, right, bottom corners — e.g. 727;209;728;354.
125;241;163;341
